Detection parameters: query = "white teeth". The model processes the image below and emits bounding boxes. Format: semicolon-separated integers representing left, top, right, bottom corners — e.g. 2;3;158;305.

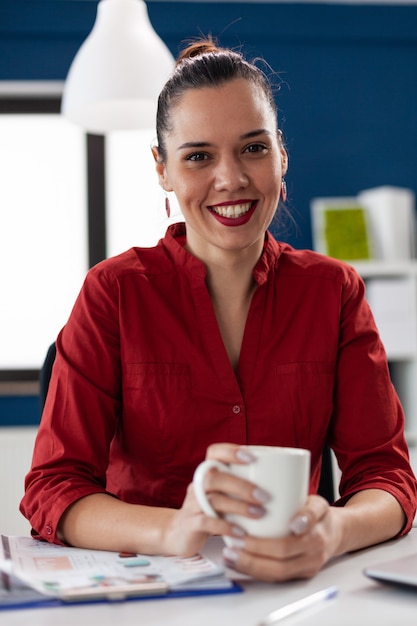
210;202;252;218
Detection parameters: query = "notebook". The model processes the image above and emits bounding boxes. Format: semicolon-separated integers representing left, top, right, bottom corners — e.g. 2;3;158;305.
364;552;417;589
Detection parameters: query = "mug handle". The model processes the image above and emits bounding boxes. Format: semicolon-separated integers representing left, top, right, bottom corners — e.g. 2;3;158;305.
193;459;229;517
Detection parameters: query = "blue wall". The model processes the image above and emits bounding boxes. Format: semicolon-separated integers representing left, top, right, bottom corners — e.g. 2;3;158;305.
1;1;417;424
0;397;40;427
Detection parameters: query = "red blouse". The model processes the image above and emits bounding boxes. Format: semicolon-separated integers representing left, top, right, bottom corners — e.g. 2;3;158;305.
21;223;417;543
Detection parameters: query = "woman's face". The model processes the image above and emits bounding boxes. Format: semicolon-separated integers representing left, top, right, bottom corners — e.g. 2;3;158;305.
154;78;288;260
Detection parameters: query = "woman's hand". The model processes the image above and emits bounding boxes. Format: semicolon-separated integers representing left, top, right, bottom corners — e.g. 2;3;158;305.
163;442;269;557
175;442;338;580
199;443;339;581
222;494;338;581
219;488;406;582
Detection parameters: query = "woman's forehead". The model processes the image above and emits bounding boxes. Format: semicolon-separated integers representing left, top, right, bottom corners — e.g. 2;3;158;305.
168;79;277;135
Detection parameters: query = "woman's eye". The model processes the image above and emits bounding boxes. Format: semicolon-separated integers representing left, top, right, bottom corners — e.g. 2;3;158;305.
186;152;208;162
245;143;268;154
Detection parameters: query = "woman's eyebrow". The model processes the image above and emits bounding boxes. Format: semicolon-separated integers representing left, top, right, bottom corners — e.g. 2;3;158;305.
177;130;271;152
240;129;271;140
177;141;212;151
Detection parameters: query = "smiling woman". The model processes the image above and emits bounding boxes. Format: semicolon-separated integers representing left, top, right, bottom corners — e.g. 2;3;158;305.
21;37;417;585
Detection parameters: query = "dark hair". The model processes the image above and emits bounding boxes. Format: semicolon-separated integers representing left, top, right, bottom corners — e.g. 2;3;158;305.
155;37;278;162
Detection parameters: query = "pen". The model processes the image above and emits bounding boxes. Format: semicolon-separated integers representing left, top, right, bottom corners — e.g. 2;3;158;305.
257;585;339;625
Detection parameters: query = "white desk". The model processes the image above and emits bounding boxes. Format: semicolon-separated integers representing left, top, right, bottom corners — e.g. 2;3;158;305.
3;531;417;625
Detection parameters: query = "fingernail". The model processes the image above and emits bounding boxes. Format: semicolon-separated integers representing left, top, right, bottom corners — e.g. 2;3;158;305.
226;537;246;550
253;487;271;503
235;447;256;463
223;547;239;563
231;524;246;537
248;505;265;517
289;514;309;535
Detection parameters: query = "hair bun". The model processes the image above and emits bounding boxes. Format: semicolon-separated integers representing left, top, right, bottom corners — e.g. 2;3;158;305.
176;37;220;65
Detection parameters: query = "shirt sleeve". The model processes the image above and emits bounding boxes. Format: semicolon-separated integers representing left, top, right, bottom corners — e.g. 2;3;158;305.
20;262;122;544
330;265;417;534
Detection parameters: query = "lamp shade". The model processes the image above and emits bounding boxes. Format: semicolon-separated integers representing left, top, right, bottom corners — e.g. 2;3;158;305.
61;0;175;133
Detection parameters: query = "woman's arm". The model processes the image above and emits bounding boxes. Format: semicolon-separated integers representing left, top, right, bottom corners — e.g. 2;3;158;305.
57;450;265;558
332;488;406;555
58;494;177;554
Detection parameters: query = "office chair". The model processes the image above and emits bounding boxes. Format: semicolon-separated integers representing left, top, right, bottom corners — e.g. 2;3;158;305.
39;342;56;413
39;343;335;503
318;444;335;504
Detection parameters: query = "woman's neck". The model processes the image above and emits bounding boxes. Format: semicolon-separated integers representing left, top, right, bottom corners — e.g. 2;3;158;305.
184;226;265;300
202;249;261;372
205;258;256;304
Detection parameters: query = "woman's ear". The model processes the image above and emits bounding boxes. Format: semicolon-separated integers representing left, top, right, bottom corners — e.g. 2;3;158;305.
151;146;173;192
277;130;289;177
281;146;289;177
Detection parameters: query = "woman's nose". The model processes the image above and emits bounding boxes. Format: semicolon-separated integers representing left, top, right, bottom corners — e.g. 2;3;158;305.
213;156;249;192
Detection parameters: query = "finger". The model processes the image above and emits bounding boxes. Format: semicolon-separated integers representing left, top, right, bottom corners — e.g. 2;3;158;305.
203;468;271;509
187;499;248;541
225;499;329;562
198;515;247;541
181;484;248;548
206;492;266;520
222;544;322;582
289;495;329;536
187;470;266;524
235;531;305;562
222;530;328;581
206;443;257;464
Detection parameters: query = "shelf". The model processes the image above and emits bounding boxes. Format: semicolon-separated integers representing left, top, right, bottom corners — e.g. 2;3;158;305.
351;260;417;278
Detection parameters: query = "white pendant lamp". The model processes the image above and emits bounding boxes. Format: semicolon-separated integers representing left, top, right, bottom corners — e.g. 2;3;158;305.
61;0;175;134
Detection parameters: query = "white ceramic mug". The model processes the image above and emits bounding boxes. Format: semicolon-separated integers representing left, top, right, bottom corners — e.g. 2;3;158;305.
193;445;311;538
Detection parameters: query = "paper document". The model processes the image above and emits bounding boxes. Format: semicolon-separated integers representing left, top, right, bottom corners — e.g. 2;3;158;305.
0;535;237;607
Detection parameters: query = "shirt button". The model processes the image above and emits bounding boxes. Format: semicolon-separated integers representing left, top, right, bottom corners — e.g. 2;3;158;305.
232;404;241;414
45;525;53;536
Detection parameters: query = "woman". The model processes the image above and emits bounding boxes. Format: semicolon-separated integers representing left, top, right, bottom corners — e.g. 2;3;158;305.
21;39;417;582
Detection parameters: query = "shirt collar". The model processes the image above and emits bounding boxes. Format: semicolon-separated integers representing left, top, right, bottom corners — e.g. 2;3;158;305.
253;231;283;285
162;222;283;284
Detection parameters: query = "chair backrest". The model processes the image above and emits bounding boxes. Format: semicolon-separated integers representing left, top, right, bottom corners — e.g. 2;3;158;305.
318;444;335;503
39;342;335;503
39;342;56;412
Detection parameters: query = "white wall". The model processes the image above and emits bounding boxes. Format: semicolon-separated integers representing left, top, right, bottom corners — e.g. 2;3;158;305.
0;427;37;536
